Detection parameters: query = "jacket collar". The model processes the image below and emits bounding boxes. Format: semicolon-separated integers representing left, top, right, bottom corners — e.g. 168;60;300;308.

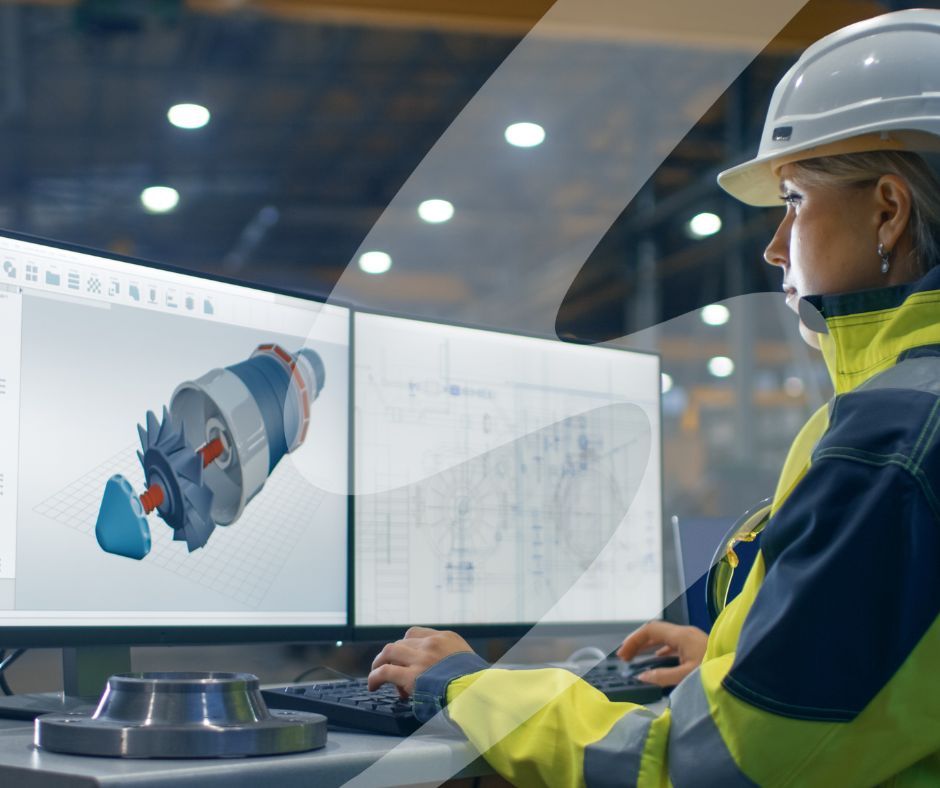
801;265;940;394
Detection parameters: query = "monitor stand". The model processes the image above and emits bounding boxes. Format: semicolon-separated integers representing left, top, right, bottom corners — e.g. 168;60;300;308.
0;646;131;720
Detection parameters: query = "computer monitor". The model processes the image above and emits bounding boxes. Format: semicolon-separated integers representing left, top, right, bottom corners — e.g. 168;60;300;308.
0;230;350;656
352;311;663;638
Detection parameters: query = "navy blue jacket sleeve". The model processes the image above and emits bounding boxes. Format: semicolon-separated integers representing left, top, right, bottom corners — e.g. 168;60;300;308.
412;651;490;723
723;388;940;721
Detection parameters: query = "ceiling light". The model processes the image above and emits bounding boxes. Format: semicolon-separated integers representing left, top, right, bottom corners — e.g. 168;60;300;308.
505;122;545;148
417;199;454;224
707;356;734;378
687;212;722;239
140;186;179;214
784;376;805;397
700;304;730;326
661;373;673;394
167;103;211;130
358;251;392;275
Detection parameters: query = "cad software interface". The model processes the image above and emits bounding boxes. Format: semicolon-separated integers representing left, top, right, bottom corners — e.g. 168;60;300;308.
354;313;662;627
0;235;349;628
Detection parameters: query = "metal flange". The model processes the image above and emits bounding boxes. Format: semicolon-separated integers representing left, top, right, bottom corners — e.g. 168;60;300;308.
35;672;327;758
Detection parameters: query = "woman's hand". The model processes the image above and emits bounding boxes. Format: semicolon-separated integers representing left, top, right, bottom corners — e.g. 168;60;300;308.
616;621;708;687
367;626;475;698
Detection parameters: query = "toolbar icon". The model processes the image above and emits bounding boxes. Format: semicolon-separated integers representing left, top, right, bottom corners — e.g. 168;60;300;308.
108;279;120;296
45;269;61;286
184;294;195;311
2;260;15;279
67;271;80;290
203;298;214;315
166;290;178;309
87;275;102;294
25;263;38;283
129;284;140;302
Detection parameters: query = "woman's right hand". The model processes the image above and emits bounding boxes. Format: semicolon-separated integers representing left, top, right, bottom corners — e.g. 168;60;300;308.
616;621;708;687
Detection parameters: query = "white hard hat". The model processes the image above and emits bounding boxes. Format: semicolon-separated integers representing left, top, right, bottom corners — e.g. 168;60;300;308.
718;8;940;206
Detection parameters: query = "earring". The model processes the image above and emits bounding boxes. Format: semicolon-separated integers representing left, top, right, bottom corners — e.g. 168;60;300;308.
878;242;890;274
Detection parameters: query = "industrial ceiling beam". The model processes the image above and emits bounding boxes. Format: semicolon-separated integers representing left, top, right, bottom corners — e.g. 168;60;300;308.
13;0;888;50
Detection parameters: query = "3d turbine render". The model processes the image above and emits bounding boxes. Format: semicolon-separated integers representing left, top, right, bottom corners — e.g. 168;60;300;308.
95;344;326;560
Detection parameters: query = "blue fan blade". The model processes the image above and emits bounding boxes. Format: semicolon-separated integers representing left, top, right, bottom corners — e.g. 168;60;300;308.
146;411;159;443
164;429;186;454
182;478;213;521
157;406;172;442
177;451;202;485
180;479;215;551
183;510;215;551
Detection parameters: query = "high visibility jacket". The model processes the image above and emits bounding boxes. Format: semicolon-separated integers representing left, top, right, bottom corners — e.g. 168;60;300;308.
412;266;940;786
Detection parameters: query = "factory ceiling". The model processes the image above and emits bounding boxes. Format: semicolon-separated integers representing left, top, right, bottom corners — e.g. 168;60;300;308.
0;0;914;344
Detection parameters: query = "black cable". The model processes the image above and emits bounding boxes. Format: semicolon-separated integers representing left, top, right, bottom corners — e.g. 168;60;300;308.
291;664;353;684
0;648;26;696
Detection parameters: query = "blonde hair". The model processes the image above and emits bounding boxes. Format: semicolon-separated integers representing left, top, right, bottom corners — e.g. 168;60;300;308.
789;151;940;275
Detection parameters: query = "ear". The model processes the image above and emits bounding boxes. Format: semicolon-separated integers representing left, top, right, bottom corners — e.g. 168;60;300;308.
873;174;913;252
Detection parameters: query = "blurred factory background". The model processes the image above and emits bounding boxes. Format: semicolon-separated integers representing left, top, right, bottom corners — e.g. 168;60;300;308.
0;0;929;685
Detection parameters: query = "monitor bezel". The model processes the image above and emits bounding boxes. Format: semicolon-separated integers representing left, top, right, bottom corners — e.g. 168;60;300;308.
0;228;354;648
348;305;667;643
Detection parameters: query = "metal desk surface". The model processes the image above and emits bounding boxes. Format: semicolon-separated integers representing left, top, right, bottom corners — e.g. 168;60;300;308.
0;698;670;787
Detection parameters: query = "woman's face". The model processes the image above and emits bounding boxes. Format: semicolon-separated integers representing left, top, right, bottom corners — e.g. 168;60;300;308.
763;163;911;347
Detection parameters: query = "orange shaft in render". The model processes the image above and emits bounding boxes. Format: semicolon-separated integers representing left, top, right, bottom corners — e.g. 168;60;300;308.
199;438;224;467
140;484;164;514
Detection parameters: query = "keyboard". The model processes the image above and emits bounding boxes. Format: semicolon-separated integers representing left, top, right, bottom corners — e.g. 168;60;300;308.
262;667;663;736
263;680;419;735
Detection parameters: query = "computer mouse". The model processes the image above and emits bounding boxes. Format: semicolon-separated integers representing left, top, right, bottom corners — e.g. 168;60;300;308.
622;654;681;679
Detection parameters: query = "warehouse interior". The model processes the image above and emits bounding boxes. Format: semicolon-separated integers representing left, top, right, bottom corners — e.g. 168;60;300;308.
0;0;921;696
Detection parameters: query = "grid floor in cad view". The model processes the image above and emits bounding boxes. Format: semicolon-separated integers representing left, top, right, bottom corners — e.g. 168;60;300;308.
34;444;325;608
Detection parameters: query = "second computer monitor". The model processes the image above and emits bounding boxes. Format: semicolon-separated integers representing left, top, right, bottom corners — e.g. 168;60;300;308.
354;312;662;631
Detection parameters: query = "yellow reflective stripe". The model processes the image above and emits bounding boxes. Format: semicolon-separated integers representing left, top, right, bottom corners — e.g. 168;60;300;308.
584;709;655;788
668;668;757;788
857;355;940;397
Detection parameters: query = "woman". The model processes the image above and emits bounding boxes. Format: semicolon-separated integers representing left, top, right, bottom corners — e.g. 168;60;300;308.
368;10;940;786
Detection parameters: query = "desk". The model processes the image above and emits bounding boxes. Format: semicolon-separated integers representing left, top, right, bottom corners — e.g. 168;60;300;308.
0;700;669;787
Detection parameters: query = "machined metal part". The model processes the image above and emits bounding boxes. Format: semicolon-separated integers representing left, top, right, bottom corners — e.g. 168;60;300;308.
34;672;327;759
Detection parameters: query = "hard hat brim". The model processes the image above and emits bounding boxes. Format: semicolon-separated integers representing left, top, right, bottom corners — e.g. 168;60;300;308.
718;130;940;207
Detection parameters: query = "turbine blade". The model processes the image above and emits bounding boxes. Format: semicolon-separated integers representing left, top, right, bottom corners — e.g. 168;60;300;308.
180;478;213;521
146;411;159;443
157;406;172;442
183;508;215;551
164;429;185;454
177;451;202;485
